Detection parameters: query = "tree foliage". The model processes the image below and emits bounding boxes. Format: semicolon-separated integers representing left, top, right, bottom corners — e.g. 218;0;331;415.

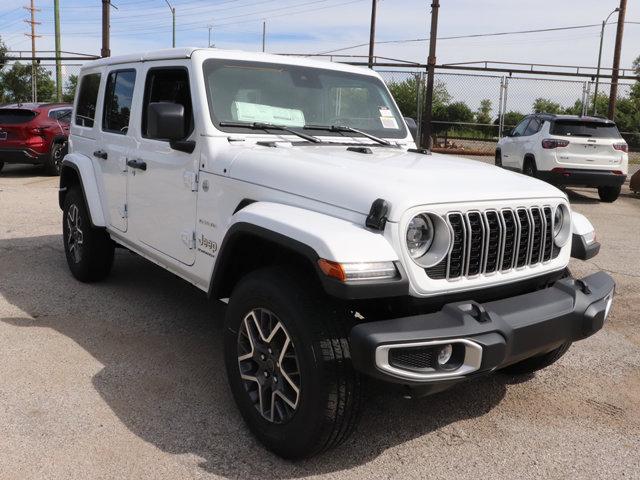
0;61;56;103
63;74;78;103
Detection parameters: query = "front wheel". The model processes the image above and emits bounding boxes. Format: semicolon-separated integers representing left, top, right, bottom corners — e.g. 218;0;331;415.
224;267;363;459
63;188;115;282
501;342;571;375
522;158;537;177
495;150;502;167
598;185;621;203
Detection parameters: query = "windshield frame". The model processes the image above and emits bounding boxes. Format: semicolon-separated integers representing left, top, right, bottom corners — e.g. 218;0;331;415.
202;58;409;141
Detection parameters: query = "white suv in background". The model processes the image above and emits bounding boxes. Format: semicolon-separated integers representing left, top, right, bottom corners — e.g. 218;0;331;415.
496;114;628;202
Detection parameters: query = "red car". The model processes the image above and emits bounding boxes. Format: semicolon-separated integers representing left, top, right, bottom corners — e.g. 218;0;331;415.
0;103;72;176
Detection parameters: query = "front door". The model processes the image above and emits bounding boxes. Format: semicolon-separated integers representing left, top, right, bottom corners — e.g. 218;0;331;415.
96;68;138;232
128;65;198;266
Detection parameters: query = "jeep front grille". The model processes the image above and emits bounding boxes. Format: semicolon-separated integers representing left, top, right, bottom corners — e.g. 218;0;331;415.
426;206;560;280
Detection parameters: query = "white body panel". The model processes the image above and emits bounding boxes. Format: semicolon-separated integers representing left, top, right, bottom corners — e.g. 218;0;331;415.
66;48;584;299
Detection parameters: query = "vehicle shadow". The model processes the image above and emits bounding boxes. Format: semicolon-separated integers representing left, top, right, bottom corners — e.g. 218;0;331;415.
0;234;509;478
565;188;600;204
0;163;45;178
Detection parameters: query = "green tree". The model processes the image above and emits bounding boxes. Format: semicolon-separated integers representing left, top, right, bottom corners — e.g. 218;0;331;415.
386;76;450;119
0;62;56;103
0;36;7;69
475;99;492;125
533;97;563;114
632;55;640;77
63;74;78;103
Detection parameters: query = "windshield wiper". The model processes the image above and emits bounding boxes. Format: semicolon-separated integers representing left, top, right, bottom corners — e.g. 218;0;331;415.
219;121;322;143
304;124;391;146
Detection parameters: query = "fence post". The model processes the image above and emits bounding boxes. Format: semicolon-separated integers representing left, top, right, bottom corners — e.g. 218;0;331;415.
581;81;591;116
497;77;505;139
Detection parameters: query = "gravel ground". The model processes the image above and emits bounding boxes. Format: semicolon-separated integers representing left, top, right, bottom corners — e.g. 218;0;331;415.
0;163;639;480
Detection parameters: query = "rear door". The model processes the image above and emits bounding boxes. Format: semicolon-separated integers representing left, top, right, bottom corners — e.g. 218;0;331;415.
95;67;139;233
550;120;623;168
501;117;530;168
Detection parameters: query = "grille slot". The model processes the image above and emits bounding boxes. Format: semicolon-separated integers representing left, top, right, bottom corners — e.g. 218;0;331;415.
425;205;561;281
388;346;436;371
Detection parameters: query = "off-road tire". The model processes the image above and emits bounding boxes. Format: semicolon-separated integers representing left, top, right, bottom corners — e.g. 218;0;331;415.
495;150;502;167
224;266;363;459
501;342;571;375
597;185;621;203
522;157;537;178
45;142;66;176
62;188;115;282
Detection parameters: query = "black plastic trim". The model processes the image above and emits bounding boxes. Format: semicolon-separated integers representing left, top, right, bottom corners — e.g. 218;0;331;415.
537;169;626;187
58;159;102;229
350;271;615;385
208;222;409;300
571;233;600;260
0;148;47;165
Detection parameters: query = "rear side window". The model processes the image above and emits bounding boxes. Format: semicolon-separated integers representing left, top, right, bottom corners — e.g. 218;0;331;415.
551;120;621;139
512;118;530;137
103;69;136;134
75;73;101;127
49;108;72;120
141;68;193;139
0;109;37;124
524;118;541;136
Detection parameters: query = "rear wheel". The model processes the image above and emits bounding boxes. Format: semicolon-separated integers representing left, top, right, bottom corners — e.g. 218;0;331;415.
523;158;537;177
0;161;4;173
224;266;363;459
62;188;115;282
598;185;621;203
501;342;571;375
495;150;502;167
45;141;66;176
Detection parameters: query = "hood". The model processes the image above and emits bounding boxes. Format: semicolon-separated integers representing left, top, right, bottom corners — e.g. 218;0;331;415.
225;143;565;222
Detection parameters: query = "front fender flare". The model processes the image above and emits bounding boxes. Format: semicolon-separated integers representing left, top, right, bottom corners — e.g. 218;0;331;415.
59;154;106;227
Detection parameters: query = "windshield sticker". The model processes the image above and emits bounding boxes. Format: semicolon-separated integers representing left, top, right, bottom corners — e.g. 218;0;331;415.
380;117;399;129
231;101;305;127
379;107;394;118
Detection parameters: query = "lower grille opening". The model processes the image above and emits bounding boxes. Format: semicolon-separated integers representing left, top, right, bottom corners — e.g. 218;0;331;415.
388;346;436;371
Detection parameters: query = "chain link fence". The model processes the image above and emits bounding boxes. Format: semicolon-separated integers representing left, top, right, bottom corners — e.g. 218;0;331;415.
0;60;83;105
379;68;639;161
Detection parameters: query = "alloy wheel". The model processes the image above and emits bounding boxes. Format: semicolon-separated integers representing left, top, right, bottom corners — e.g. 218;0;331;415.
237;308;301;424
66;204;84;264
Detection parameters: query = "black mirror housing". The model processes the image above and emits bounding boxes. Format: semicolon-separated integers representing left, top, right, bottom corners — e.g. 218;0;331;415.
147;102;186;141
404;117;418;142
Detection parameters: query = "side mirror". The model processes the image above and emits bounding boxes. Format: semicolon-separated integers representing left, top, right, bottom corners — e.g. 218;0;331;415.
404;117;418;142
147;102;185;141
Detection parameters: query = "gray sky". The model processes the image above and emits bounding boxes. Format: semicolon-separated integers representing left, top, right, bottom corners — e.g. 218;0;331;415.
1;0;639;70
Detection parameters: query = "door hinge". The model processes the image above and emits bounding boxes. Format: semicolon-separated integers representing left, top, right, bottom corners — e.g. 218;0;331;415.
184;171;198;192
181;230;196;250
120;203;128;219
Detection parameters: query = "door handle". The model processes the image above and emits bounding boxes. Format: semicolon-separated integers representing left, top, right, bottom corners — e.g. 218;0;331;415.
93;150;108;159
126;159;147;171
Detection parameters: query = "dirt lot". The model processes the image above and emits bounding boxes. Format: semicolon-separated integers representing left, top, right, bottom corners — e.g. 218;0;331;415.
1;163;639;480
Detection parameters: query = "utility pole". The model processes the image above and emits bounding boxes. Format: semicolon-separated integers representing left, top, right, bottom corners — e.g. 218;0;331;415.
420;0;440;150
592;7;619;115
367;0;377;69
101;0;110;57
54;0;62;102
24;0;41;103
608;0;627;120
164;0;175;48
262;21;266;52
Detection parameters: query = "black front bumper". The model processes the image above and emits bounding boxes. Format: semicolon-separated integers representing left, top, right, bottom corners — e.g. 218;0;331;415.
350;272;615;388
537;168;626;187
0;148;47;165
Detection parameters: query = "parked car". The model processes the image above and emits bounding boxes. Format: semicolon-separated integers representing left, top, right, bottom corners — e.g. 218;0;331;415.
496;114;628;202
59;48;615;459
0;103;72;175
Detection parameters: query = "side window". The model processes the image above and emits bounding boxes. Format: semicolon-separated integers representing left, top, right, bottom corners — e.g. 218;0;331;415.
142;68;193;139
512;118;530;137
75;73;101;128
103;69;136;134
524;118;541;136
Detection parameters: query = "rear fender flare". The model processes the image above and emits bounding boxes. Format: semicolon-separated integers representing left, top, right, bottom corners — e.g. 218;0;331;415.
59;154;106;227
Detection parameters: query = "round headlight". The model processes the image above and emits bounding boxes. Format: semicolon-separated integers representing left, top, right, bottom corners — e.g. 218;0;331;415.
406;214;434;259
553;206;564;237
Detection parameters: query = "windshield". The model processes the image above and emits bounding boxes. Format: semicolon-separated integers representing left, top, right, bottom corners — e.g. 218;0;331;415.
550;120;622;138
203;59;407;140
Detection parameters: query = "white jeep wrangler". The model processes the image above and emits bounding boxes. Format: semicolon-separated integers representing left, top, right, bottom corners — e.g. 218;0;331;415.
59;48;615;459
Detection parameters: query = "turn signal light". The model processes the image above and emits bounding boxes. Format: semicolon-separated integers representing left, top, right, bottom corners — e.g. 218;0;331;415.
318;259;397;282
542;139;570;149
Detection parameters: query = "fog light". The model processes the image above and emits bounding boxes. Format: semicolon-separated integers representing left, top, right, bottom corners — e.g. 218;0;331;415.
437;344;453;366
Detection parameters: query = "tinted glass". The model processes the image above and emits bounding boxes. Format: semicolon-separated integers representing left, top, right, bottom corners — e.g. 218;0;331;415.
550;120;621;138
142;68;193;139
512;118;530;137
203;59;407;139
103;70;136;134
49;108;72;120
524;118;541;136
0;109;37;124
75;73;101;127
